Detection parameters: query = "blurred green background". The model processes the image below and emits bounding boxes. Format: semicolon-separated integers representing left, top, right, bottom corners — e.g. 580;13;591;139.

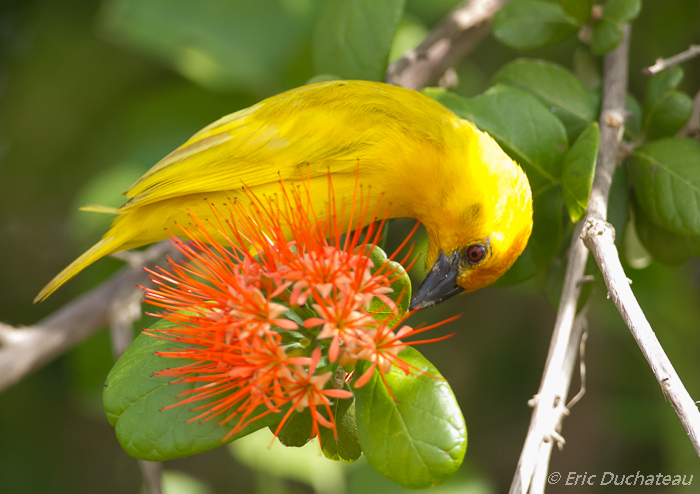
1;0;699;492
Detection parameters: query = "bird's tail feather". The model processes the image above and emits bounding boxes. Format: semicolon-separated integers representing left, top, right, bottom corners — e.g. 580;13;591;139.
34;235;121;303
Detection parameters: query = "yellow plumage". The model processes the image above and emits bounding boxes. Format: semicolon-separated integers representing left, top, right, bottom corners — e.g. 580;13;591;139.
36;80;532;303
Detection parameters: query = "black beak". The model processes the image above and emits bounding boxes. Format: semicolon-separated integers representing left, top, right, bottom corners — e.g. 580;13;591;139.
409;250;465;311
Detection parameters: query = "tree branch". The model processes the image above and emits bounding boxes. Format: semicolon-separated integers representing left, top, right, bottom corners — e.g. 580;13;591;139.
510;25;633;494
139;461;163;494
0;241;180;393
386;0;508;90
509;226;590;494
583;31;700;458
108;285;164;494
642;44;700;75
581;220;700;456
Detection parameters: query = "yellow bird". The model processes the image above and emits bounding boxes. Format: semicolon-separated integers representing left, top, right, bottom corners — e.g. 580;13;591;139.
36;80;533;309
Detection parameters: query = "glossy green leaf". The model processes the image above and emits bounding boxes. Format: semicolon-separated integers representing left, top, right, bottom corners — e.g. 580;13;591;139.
425;86;568;192
313;0;405;81
354;346;466;488
492;58;600;141
634;205;700;265
625;93;643;141
530;186;565;270
591;19;623;55
643;90;692;140
319;396;362;462
562;122;599;222
493;0;581;50
104;323;282;461
99;0;322;92
361;244;411;326
276;409;314;447
629;138;700;236
561;0;594;22
643;66;684;116
603;0;642;23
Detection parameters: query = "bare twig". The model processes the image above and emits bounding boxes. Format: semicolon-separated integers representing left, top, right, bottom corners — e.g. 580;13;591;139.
109;287;143;359
581;220;700;456
0;241;179;393
677;89;700;138
510;25;633;494
585;25;700;457
566;330;588;411
386;0;508;90
109;293;164;494
509;228;590;494
643;44;700;75
139;461;163;494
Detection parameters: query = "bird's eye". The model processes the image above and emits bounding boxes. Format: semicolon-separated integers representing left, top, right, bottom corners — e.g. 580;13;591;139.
466;244;487;264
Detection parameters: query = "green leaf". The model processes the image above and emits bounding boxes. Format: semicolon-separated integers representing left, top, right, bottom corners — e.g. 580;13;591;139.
274;384;361;461
354;347;466;488
493;0;581;50
98;0;322;92
492;58;600;141
313;0;405;81
643;90;693;140
634;204;700;265
530;186;565;270
625;93;643;141
629;138;700;236
603;0;642;23
561;0;594;23
643;66;684;116
319;396;362;462
425;85;568;192
103;322;281;461
360;244;411;326
562;122;599;222
276;409;314;447
591;19;623;55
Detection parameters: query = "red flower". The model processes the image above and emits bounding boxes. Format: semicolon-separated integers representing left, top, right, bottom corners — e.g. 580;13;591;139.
141;173;450;446
353;316;459;394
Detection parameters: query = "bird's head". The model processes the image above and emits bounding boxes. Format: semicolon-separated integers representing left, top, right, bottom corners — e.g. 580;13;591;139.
410;122;533;310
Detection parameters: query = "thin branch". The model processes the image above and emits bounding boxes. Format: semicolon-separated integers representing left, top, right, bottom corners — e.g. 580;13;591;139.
588;29;630;221
109;290;164;494
510;25;633;494
585;24;700;458
139;461;163;494
109;287;143;359
581;220;700;456
509;228;590;494
386;0;508;90
643;44;700;75
566;329;588;411
677;89;700;138
0;241;179;393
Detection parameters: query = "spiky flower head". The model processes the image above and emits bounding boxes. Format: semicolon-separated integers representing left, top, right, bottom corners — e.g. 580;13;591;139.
142;174;453;445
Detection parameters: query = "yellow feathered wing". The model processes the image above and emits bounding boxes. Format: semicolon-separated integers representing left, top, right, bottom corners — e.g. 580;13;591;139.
36;81;450;302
